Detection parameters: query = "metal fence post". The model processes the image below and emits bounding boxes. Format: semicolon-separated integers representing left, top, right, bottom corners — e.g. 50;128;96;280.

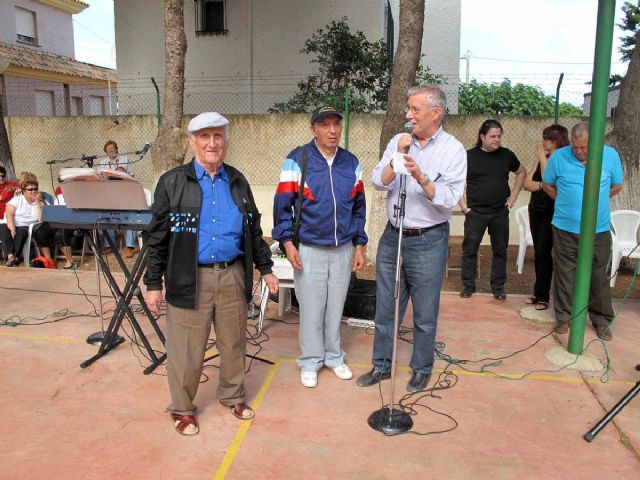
150;77;161;133
567;0;616;355
343;87;350;150
554;73;564;124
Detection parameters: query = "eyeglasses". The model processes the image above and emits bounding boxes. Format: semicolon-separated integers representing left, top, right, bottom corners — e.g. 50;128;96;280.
0;174;6;178
404;106;423;115
24;188;39;192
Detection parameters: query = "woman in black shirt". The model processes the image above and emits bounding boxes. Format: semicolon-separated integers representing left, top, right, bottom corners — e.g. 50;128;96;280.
523;124;569;310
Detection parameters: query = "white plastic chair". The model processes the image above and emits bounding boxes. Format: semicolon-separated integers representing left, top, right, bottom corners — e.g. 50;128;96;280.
610;209;640;287
258;242;295;332
515;206;533;274
22;222;41;267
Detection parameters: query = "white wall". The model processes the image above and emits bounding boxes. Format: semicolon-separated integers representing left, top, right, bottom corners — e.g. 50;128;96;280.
0;0;75;57
114;0;460;114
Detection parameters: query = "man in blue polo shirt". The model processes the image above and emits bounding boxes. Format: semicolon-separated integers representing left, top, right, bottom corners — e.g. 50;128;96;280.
542;122;623;340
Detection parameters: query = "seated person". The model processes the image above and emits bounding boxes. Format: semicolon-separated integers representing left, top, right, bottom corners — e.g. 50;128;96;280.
1;166;20;220
99;143;137;258
0;180;51;266
46;190;78;269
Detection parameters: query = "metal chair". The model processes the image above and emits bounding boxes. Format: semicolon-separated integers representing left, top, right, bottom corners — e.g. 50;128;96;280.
610;209;640;287
515;206;533;274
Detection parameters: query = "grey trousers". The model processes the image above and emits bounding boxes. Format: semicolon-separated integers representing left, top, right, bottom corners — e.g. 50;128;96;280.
165;262;247;415
552;226;614;328
294;242;353;372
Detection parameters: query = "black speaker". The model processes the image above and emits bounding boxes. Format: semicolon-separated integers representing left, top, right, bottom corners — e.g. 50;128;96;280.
343;273;376;320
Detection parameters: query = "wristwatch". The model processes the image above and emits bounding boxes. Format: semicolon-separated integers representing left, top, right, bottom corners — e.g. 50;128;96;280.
418;175;430;186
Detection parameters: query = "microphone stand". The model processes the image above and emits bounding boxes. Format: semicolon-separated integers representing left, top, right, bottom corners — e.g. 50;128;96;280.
368;172;413;435
584;364;640;442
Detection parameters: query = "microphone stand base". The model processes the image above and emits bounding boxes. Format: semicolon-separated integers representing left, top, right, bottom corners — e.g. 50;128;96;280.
86;331;124;347
368;407;413;435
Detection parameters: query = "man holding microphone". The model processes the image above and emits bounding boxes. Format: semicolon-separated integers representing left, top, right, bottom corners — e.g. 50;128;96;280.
357;85;467;392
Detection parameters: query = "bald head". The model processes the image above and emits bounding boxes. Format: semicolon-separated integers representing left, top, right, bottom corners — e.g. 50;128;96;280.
571;122;589;139
571;123;589;164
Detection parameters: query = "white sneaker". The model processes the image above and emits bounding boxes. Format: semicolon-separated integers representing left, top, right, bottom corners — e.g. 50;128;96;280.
331;364;353;380
300;371;318;388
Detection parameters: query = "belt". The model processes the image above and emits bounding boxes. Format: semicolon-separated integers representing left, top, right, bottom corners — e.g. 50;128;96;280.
198;258;236;270
389;222;445;237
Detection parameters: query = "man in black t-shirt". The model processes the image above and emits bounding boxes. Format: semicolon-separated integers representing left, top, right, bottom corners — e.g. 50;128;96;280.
459;119;526;300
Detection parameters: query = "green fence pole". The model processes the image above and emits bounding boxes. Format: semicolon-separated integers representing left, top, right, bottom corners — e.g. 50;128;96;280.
151;77;161;133
343;87;350;150
554;72;564;124
567;0;616;355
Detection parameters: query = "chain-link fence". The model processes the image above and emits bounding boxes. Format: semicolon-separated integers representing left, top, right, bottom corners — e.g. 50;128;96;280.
6;110;605;194
4;75;610;194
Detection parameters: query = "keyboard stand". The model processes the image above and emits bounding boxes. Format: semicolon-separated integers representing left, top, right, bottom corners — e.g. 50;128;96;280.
80;230;167;374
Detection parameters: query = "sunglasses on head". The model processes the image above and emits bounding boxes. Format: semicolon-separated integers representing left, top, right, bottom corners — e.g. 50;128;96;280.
24;187;39;192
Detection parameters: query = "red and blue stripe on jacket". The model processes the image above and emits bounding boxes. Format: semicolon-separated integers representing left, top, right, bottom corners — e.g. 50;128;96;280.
272;140;367;247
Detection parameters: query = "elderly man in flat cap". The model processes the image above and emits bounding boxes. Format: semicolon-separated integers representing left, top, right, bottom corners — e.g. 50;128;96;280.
145;112;278;435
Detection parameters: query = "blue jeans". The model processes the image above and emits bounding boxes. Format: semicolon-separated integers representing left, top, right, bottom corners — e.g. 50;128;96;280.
372;222;448;374
104;229;137;248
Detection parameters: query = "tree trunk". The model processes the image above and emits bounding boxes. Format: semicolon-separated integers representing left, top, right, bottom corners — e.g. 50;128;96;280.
150;0;188;183
0;76;15;178
607;34;640;211
0;116;13;178
367;0;424;263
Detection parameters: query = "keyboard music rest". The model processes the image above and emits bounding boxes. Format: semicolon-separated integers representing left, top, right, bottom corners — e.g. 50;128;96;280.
42;205;152;231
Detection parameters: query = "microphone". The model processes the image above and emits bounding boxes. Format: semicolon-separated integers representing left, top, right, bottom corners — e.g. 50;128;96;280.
398;123;414;154
136;142;152;156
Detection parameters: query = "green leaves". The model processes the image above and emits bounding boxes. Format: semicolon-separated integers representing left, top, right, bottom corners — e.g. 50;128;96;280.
618;1;640;62
269;18;445;113
458;79;582;116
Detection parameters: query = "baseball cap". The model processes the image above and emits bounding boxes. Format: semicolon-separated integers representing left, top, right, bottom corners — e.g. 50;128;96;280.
188;112;229;133
310;105;343;125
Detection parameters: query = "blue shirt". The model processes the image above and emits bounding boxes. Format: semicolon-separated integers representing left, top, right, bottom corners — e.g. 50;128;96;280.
194;161;244;264
543;145;623;234
372;127;467;228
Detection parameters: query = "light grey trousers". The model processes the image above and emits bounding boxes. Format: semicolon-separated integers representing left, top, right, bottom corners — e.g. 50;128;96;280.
294;242;353;372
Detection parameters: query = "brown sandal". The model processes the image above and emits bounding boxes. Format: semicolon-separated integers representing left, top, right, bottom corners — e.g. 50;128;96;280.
171;413;199;436
535;302;549;311
229;402;255;420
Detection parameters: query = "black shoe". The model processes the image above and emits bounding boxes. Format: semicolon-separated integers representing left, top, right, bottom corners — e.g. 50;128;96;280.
460;289;474;298
407;372;431;393
356;368;391;387
493;291;507;300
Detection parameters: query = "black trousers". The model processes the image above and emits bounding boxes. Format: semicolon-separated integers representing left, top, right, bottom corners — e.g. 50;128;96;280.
0;223;66;259
552;226;614;327
529;209;554;303
461;207;509;292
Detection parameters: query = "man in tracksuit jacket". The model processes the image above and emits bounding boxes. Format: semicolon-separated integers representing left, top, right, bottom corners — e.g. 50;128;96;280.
145;112;278;436
272;105;367;389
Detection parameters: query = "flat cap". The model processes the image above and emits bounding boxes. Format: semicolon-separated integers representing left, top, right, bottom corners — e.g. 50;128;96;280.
310;105;342;125
188;112;229;133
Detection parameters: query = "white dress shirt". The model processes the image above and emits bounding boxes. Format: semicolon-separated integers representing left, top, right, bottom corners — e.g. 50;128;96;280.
372;127;467;229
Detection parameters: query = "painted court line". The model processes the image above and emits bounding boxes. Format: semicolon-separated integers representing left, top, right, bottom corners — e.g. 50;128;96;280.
1;330;634;388
212;360;281;480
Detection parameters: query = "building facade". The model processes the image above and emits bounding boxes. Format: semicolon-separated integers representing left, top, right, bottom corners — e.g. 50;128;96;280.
114;0;461;115
0;0;116;116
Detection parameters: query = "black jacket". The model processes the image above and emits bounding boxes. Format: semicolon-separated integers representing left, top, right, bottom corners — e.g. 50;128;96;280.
144;159;273;309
